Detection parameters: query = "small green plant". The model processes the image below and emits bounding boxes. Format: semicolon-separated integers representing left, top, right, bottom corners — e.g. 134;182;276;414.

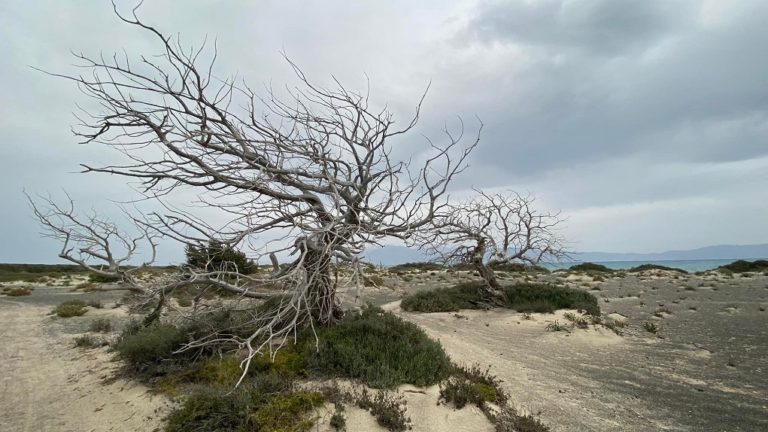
354;389;411;432
521;312;533;320
439;364;505;409
74;334;107;348
114;323;188;373
642;321;659;334
307;306;452;388
329;405;346;431
5;287;32;296
88;273;121;283
88;318;112;333
53;300;88;317
402;282;600;316
545;320;569;332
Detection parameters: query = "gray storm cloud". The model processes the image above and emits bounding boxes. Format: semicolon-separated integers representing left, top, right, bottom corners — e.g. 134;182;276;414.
1;0;766;263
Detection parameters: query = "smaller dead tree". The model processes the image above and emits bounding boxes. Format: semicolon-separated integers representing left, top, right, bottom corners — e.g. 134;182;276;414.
415;191;565;304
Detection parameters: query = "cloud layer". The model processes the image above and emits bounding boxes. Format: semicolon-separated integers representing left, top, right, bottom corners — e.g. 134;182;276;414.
1;0;766;263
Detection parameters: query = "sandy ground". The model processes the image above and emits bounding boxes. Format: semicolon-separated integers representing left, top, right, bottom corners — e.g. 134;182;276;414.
2;270;767;431
0;292;169;432
380;270;768;432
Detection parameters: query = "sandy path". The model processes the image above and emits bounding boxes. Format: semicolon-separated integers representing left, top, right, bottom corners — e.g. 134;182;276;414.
0;298;168;432
396;304;768;432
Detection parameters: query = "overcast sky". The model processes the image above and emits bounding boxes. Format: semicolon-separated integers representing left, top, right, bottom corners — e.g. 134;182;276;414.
1;0;767;264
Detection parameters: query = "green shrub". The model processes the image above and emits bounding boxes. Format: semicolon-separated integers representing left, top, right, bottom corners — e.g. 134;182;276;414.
330;413;346;431
389;262;444;272
307;306;453;388
439;364;505;409
545;320;569;332
5;287;32;296
165;384;324;432
74;334;107;348
642;322;660;334
89;273;122;283
115;323;188;373
568;263;613;273
628;264;687;274
89;318;112;333
492;263;550;273
717;260;768;273
185;239;256;274
402;282;600;316
354;389;410;432
53;300;88;317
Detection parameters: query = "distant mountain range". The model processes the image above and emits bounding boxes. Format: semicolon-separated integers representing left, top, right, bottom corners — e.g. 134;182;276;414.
363;243;768;266
571;244;768;262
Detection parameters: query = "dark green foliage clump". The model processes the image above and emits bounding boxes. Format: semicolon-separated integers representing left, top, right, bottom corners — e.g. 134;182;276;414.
307;306;453;388
53;300;88;317
628;264;688;274
185;239;255;274
493;263;550;273
401;282;480;312
354;389;411;432
389;262;444;272
0;263;84;283
402;282;600;316
74;334;107;348
439;364;505;409
89;273;122;283
89;318;112;333
568;262;613;273
115;323;188;374
4;287;32;296
165;377;324;432
717;260;768;273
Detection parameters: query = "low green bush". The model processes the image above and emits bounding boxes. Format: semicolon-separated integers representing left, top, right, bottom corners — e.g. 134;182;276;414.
165;382;324;432
89;273;122;283
402;282;600;316
354;389;410;432
439;364;505;409
74;334;107;348
628;264;687;274
89;318;112;333
568;262;613;273
5;287;32;296
307;306;453;388
717;260;768;273
114;323;188;374
53;300;88;317
389;262;444;272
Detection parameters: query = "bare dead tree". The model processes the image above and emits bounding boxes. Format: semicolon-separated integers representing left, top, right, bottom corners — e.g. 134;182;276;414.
31;3;478;381
414;191;565;304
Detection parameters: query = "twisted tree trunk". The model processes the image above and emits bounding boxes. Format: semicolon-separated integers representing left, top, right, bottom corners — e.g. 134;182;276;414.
471;239;507;306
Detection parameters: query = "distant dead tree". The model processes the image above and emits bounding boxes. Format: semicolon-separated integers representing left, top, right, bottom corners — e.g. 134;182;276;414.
415;191;565;304
29;3;478;379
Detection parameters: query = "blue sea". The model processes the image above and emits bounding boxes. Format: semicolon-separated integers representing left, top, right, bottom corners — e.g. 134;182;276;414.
543;259;742;273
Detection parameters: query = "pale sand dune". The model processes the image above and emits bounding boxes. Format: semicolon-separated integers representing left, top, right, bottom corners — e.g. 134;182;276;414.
0;299;169;432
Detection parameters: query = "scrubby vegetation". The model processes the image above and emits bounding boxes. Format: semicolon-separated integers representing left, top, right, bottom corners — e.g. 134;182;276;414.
74;334;107;348
89;273;122;283
0;263;84;283
307;305;453;388
717;260;768;273
185;239;256;274
568;262;613;273
114;322;189;375
89;318;112;333
402;282;600;316
165;376;324;432
628;264;687;273
389;261;444;272
53;300;88;317
3;286;32;296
